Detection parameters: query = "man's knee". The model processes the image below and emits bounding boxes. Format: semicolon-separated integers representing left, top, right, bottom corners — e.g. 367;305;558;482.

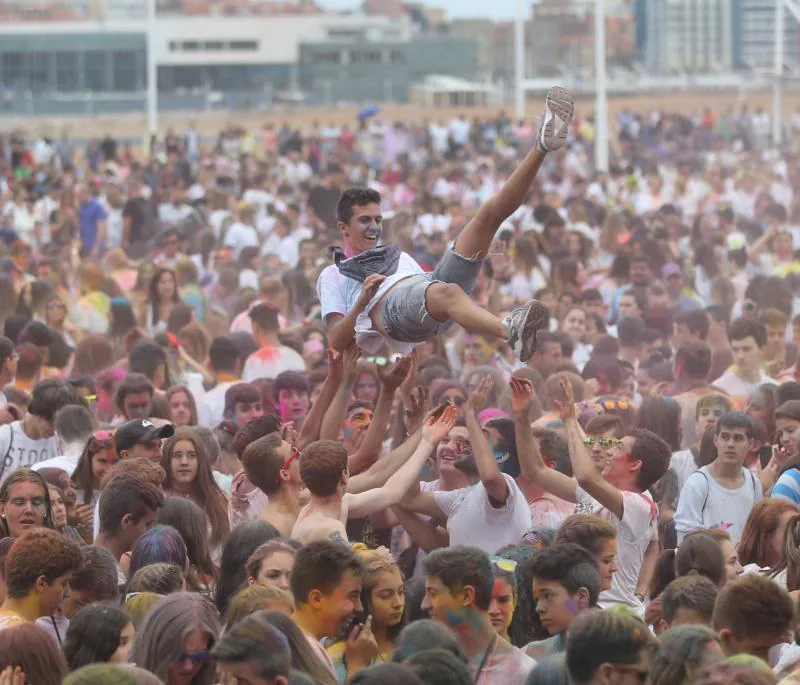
426;282;466;314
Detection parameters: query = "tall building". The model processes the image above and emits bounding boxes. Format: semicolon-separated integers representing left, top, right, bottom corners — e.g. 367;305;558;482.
735;0;800;69
635;0;734;73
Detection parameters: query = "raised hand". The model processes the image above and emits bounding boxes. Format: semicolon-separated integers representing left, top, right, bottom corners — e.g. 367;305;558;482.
378;355;412;392
357;274;387;308
341;342;362;382
345;615;379;672
553;375;577;422
328;348;343;382
404;386;429;435
509;377;535;419
399;349;418;398
0;667;24;685
464;375;493;415
422;403;458;444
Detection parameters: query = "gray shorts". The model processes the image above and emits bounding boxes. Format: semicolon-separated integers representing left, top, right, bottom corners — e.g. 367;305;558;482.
381;248;483;344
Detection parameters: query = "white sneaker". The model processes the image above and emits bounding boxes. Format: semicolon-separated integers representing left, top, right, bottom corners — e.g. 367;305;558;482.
505;300;550;363
536;86;574;153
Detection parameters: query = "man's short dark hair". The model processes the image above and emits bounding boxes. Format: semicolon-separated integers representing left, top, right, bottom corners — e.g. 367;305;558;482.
617;317;645;348
715;411;755;439
70;546;119;602
54;405;95;445
241;434;285;496
675;341;712;379
249;304;280;334
403;649;471;685
128;341;167;381
712;574;794;640
337;188;382;225
422;546;493;612
211;610;291;681
98;473;165;538
533;331;559;355
566;611;656;685
273;371;310;400
675;310;710;340
661;575;718;625
18;321;54;348
626;427;671;492
290;541;363;605
299;440;348;497
0;336;15;366
28;379;87;422
728;317;767;347
581;356;622;392
15;343;42;380
5;529;82;598
209;336;240;374
115;373;154;413
524;543;601;606
705;304;730;327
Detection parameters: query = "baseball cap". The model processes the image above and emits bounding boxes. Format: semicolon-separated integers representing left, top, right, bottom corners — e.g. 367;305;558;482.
116;419;175;455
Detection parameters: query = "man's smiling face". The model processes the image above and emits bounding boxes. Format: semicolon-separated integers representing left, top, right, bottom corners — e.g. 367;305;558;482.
340;203;383;255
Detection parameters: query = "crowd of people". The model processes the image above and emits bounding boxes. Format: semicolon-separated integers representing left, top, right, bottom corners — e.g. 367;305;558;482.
0;85;797;685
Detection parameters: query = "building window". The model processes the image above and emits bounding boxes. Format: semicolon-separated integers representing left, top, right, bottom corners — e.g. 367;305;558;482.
390;49;404;63
55;51;79;92
84;50;108;91
28;52;51;92
229;40;258;51
327;28;365;39
311;51;341;64
1;52;23;88
112;50;138;91
350;50;382;64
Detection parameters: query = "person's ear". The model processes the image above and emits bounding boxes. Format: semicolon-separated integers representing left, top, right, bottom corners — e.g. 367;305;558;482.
273;676;289;685
462;584;476;608
718;628;734;655
576;587;590;611
247;577;256;587
545;459;557;469
34;575;48;594
654;618;669;636
594;663;615;685
120;512;133;531
308;589;323;610
628;458;642;476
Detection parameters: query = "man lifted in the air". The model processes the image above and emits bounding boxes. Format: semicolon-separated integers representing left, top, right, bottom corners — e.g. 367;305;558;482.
318;87;574;362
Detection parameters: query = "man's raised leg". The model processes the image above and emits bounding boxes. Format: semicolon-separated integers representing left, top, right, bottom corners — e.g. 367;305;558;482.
451;87;574;262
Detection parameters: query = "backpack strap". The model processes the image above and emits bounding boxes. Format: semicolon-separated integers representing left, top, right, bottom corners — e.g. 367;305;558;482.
0;424;14;484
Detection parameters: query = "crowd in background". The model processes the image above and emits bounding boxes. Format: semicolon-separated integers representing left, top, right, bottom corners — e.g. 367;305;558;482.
0;93;798;685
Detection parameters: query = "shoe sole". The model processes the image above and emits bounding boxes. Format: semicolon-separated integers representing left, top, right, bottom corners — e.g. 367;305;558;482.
518;300;550;363
540;87;574;152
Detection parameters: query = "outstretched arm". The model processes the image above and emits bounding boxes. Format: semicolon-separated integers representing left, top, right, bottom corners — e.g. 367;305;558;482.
464;375;509;504
320;343;359;442
349;356;413;475
346;406;457;518
327;274;386;351
558;376;624;518
297;350;342;450
510;378;578;502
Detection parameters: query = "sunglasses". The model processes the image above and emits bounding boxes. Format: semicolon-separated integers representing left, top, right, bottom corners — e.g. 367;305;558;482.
598;399;631;412
274;446;301;485
583;437;622;449
176;651;210;665
441;395;465;406
365;355;389;367
489;556;518;573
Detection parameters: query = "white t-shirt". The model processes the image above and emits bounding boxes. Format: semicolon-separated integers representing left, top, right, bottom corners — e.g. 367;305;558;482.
317;252;425;354
242;346;306;382
670;449;699;497
433;474;532;554
0;422;61;484
223;222;259;258
674;466;762;546
197;380;238;428
578;487;658;616
713;370;778;401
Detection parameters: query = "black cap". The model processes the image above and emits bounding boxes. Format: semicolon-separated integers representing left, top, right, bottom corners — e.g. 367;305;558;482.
116;419;175;455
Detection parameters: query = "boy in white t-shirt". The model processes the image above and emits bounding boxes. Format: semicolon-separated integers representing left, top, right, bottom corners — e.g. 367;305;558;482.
318;88;574;361
511;376;671;616
674;412;763;547
400;377;533;554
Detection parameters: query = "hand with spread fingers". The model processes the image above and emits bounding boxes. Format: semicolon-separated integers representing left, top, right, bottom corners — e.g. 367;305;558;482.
464;375;493;415
378;355;412;392
341;342;362;383
553;375;577;422
422;403;458;444
509;377;535;420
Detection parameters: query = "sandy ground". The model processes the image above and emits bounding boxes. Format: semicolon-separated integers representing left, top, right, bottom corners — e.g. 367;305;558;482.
2;89;799;137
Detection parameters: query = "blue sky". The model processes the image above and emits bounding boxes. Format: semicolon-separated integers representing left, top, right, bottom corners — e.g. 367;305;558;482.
322;0;522;20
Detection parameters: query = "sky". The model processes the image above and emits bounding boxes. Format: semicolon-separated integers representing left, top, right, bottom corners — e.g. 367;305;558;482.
321;0;522;20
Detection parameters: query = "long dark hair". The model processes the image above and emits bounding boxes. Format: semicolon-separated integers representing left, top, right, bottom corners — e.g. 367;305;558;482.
215;521;280;615
157;496;218;587
146;268;180;327
261;611;338;685
72;430;116;506
160;427;230;548
63;604;130;670
635;397;682;452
